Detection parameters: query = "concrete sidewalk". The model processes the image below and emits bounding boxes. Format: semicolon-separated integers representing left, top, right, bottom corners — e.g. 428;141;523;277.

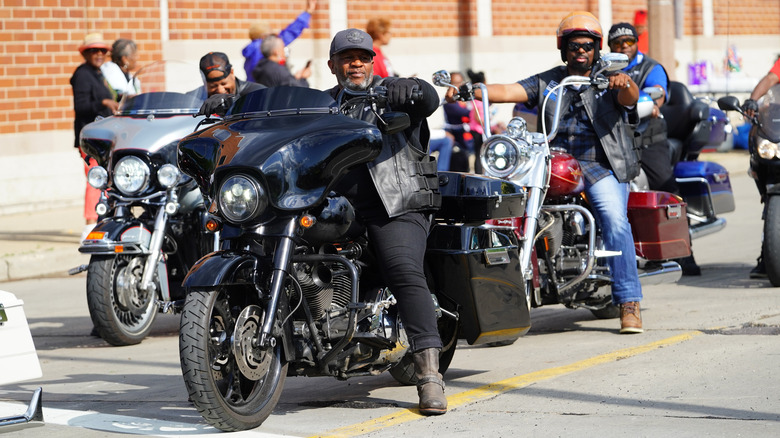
0;149;753;283
0;205;89;282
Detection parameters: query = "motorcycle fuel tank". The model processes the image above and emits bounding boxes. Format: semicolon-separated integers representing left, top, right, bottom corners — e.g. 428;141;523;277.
547;149;585;199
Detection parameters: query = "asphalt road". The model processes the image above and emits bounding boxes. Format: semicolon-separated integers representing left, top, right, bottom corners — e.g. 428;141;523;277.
2;151;780;437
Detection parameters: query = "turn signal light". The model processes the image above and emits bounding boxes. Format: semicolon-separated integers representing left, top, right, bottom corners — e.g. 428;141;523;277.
205;218;222;233
86;231;106;240
299;215;316;229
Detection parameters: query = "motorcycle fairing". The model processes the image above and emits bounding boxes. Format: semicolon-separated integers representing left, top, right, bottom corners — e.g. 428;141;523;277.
179;112;383;212
80;112;204;168
78;218;152;255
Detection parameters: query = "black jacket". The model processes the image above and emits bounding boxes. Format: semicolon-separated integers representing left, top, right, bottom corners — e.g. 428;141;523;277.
252;59;309;88
328;76;441;218
70;63;115;148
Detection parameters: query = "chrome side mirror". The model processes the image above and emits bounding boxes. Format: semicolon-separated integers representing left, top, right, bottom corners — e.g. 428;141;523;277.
432;70;454;89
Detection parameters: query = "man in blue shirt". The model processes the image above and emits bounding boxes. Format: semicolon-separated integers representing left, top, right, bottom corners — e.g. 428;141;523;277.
242;0;316;82
609;23;701;276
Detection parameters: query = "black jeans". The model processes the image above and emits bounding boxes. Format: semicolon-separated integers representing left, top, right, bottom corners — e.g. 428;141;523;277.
365;212;442;352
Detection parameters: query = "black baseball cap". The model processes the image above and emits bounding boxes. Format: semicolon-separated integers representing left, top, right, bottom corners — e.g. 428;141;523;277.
608;23;638;45
329;28;376;58
200;52;232;82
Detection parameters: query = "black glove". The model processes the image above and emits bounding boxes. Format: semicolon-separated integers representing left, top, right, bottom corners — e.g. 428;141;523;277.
742;98;758;114
386;78;420;106
197;93;236;117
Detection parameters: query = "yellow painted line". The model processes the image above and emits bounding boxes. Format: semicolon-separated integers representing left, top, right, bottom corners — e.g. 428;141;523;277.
312;330;703;438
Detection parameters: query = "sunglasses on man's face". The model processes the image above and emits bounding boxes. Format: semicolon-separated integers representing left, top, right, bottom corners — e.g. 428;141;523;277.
609;38;637;49
567;41;595;52
85;48;108;55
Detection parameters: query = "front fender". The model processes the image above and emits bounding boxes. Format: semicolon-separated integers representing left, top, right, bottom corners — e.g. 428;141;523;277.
182;250;262;291
78;218;152;254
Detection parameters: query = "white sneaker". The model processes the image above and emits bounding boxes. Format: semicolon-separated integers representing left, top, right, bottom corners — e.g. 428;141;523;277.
80;223;96;243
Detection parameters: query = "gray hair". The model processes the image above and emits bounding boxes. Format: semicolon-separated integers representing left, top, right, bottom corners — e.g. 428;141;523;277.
111;39;137;65
260;35;283;58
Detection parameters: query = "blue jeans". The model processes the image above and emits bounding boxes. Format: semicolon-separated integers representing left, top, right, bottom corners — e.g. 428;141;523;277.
428;136;453;171
585;174;643;305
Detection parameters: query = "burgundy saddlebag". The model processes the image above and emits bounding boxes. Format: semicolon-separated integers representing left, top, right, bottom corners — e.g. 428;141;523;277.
627;191;692;261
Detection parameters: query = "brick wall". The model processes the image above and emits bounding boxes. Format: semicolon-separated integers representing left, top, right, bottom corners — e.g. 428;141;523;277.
0;0;777;136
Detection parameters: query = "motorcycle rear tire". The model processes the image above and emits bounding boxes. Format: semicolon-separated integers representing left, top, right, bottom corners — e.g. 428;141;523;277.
86;255;157;346
179;290;287;432
763;196;780;287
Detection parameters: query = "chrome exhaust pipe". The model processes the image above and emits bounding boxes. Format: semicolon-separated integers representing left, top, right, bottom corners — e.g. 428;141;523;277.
0;387;43;428
689;217;726;240
638;261;682;286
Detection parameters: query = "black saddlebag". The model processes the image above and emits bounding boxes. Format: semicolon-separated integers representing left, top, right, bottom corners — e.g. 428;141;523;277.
435;172;527;223
426;224;531;345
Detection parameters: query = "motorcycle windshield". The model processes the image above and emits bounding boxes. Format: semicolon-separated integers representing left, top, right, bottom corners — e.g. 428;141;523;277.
758;84;780;143
179;87;383;212
227;86;337;115
118;60;206;116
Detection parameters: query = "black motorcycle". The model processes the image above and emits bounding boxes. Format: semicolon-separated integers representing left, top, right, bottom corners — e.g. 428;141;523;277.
176;85;530;431
72;61;218;346
719;86;780;285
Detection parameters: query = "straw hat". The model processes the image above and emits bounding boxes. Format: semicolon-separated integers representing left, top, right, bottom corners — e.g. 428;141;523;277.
78;32;110;54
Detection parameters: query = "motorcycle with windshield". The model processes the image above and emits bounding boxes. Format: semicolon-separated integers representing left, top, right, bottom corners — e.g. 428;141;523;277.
176;85;530;431
71;61;218;346
434;53;690;320
718;86;780;285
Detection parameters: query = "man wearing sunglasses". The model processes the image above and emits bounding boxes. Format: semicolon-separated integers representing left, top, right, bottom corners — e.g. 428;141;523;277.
608;23;701;276
445;11;644;334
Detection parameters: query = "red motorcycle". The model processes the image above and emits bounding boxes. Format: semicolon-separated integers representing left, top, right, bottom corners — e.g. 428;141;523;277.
434;54;690;320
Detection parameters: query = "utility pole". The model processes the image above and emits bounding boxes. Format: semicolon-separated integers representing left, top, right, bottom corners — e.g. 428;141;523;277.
648;0;676;80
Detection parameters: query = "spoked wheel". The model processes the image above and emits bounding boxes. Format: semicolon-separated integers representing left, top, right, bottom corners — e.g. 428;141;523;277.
179;290;287;432
764;196;780;287
86;255;157;346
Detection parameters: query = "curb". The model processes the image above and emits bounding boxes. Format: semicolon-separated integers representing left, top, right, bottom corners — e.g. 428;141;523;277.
0;248;89;282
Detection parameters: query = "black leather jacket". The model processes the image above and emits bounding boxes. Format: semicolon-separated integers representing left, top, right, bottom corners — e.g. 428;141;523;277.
328;76;441;217
534;66;640;183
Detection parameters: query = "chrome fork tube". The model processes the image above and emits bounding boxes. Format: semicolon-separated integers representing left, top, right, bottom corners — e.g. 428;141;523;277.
258;217;298;348
519;187;544;280
140;205;168;293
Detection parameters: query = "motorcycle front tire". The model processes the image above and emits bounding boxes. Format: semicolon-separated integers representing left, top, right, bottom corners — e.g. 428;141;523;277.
86;255;158;346
179;290;287;432
764;196;780;287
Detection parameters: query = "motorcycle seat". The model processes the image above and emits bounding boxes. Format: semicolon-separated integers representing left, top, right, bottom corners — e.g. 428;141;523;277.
661;81;711;160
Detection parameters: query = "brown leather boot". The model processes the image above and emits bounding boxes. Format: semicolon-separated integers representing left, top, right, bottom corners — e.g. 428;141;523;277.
620;301;643;334
412;348;447;415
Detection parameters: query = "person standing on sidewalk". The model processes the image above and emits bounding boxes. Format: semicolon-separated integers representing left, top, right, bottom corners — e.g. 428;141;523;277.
242;0;316;82
70;32;119;240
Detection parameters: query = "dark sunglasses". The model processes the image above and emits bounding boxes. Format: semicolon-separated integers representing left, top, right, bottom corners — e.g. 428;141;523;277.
609;38;637;49
567;41;595;52
84;48;108;55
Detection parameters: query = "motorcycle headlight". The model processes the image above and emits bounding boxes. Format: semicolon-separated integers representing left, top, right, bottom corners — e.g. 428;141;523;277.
757;138;780;160
87;166;108;190
157;164;180;188
505;117;528;139
218;174;268;223
481;136;522;178
113;156;150;195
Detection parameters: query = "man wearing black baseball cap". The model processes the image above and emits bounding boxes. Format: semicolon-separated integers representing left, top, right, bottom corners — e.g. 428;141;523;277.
325;28;448;416
197;51;265;116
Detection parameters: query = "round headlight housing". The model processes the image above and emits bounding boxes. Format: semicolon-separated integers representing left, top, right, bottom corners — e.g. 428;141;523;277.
218;174;268;223
87;166;109;190
756;138;780;160
481;136;520;178
113;156;150;195
157;164;180;188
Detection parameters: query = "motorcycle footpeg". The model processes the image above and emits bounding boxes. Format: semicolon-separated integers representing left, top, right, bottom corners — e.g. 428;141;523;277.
68;264;88;275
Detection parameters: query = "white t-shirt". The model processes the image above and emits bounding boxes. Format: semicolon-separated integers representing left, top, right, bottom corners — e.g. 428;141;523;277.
100;62;141;96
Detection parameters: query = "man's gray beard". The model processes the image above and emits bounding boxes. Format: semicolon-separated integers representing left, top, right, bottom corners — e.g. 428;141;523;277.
338;75;370;91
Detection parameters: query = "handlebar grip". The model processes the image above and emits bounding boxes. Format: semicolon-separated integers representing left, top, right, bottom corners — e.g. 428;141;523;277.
410;88;423;102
